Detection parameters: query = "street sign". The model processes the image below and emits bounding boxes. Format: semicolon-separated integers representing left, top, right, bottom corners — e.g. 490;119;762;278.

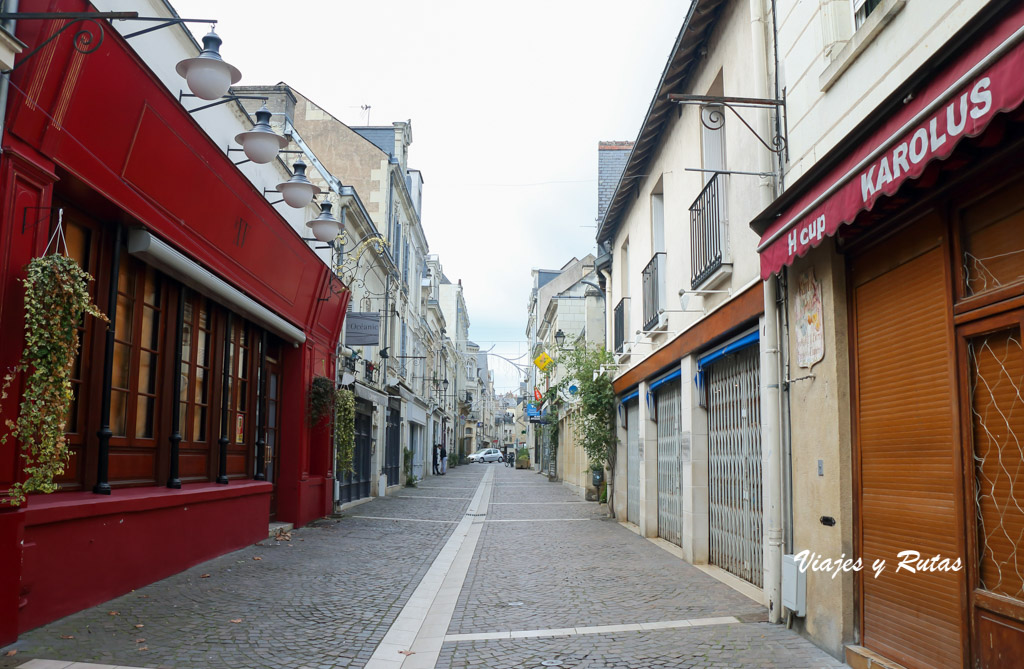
533;351;553;371
526;403;540;417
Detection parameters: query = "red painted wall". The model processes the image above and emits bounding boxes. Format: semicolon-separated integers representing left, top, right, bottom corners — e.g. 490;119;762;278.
20;482;270;632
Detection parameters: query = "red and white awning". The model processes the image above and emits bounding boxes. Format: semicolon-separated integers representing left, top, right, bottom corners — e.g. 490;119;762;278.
758;6;1024;279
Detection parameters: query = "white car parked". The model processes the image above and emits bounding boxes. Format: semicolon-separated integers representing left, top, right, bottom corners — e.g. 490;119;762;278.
469;448;503;463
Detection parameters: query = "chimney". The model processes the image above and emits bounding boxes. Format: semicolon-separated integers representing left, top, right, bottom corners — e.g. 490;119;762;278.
597;141;633;223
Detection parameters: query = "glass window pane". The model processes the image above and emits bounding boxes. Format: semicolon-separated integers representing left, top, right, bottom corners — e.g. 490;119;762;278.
143;266;160;306
115;294;134;341
141;306;160;350
136;396;154;439
112;342;131;389
111;390;127;436
237;380;247;412
197;329;209;366
138;352;157;395
181;322;192;363
65;222;90;271
178;400;188;441
196;367;207;404
195;405;206;442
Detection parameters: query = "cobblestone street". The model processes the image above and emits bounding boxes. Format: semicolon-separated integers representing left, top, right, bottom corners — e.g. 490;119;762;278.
4;466;844;669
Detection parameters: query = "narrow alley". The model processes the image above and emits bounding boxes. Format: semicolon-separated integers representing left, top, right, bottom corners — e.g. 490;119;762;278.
4;466;841;669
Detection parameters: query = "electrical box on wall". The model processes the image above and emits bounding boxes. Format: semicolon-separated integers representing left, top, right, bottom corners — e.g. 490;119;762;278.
782;554;807;617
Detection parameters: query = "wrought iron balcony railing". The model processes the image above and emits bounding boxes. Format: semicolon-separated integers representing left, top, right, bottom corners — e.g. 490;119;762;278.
690;172;725;288
641;252;666;332
614;297;628;354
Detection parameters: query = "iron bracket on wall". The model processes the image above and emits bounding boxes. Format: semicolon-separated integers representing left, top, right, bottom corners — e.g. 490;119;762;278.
0;12;217;74
668;93;788;160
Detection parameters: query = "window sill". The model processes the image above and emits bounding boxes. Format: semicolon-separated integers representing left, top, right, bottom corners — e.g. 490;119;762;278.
819;0;906;93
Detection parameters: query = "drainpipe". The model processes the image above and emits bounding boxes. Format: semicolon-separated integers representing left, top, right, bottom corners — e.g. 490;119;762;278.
751;0;783;625
0;0;18;152
763;274;783;624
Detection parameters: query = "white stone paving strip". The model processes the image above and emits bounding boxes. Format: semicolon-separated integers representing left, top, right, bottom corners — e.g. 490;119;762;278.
364;467;495;669
482;518;592;523
394;496;472;500
488;501;589;505
349;516;457;524
442;616;740;642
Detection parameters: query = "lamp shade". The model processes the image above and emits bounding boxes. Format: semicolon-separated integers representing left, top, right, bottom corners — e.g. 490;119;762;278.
175;29;242;101
277;159;321;208
234;105;288;164
554;329;565;347
305;199;343;243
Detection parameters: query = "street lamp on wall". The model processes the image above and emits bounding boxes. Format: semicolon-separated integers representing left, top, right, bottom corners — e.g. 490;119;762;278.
305;198;343;244
234;105;288;164
275;159;321;208
554;329;565;348
175;28;240;100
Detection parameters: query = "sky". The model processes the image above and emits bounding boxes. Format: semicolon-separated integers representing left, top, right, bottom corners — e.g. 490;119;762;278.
169;0;691;394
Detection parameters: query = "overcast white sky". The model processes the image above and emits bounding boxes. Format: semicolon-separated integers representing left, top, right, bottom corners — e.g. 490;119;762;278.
170;0;689;393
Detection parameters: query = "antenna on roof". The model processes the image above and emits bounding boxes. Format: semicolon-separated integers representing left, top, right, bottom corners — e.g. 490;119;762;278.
361;104;372;125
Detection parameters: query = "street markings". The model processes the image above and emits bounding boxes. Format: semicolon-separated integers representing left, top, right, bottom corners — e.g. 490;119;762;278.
349;516;457;524
443;616;740;642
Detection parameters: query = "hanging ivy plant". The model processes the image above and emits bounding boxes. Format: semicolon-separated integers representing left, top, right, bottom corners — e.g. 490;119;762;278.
334;388;355;475
308;376;335;426
2;253;107;506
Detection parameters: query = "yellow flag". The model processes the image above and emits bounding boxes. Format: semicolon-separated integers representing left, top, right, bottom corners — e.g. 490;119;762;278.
534;351;553;371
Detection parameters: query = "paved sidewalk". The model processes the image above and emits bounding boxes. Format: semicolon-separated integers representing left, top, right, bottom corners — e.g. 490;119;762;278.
3;464;845;668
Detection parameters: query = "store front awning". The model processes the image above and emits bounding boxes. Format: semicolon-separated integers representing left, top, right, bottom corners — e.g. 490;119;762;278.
757;7;1024;279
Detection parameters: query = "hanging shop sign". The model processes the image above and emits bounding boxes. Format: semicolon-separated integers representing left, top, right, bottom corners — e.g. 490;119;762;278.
345;312;381;346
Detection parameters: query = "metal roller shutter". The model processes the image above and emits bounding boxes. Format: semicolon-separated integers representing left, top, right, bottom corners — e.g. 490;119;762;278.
657;383;682;547
626;400;640;526
851;215;963;668
707;344;763;588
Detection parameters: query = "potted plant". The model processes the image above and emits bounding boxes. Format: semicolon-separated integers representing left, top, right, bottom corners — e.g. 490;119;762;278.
515;446;530;469
590;462;604;488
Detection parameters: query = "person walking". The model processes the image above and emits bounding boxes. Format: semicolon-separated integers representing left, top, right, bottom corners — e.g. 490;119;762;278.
440;444;447;475
432;445;440;476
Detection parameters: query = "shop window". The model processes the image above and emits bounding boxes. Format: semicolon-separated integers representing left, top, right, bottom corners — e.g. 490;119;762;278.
178;292;214;481
225;319;255;478
960;178;1024;299
108;254;164;484
110;254;163;442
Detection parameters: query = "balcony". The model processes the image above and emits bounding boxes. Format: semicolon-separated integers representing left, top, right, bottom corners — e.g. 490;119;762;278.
641;252;666;332
363;360;378;384
690;173;725;288
614;297;628;354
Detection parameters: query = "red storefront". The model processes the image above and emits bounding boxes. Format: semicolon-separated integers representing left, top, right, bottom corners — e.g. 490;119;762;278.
755;4;1024;667
0;1;349;644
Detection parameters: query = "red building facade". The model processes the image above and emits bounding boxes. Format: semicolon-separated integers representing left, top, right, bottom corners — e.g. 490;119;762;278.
0;0;349;643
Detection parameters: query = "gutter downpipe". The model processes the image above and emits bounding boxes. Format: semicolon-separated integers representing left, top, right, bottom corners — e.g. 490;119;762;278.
0;0;19;151
750;0;783;625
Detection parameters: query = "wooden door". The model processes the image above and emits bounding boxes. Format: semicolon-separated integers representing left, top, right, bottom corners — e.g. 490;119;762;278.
850;212;965;668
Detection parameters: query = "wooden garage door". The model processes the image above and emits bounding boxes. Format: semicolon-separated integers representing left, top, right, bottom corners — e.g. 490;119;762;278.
851;213;965;669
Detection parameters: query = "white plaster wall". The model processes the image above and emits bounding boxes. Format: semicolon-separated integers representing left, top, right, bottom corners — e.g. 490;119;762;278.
609;0;775;383
777;0;991;186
